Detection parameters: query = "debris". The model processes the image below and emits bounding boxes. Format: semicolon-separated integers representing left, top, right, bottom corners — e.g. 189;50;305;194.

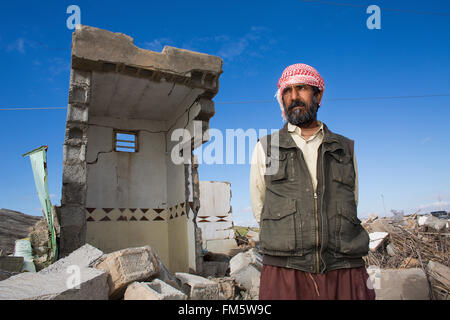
369;232;389;252
93;246;159;299
28;218;53;271
40;243;103;274
175;272;220;300
154;253;181;290
202;261;229;278
124;279;187;300
367;213;378;222
229;248;262;300
418;215;448;231
363;213;449;300
0;267;109;300
427;261;450;300
386;244;397;257
367;267;430;300
210;277;236;300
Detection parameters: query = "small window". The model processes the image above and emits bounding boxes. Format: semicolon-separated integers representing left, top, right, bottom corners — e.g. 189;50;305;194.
114;130;138;153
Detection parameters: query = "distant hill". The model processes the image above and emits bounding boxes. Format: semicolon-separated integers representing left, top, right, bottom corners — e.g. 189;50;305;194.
0;209;41;255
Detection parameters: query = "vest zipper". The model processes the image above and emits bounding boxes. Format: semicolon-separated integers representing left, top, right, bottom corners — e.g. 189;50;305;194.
290;152;295;179
314;192;319;273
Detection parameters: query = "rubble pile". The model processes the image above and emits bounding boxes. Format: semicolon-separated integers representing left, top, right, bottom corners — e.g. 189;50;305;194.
362;213;450;300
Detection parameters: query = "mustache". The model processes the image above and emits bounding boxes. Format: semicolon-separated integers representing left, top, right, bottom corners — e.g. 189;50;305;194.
288;100;307;112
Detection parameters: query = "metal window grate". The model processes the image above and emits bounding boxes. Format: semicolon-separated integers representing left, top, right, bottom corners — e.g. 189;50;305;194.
114;130;138;153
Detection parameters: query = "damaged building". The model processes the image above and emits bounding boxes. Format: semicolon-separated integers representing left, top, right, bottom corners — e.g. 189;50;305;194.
57;25;223;273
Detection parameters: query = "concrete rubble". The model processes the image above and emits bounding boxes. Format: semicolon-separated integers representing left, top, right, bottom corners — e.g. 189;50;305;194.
0;244;110;300
124;279;187;300
363;212;449;300
93;245;160;299
229;248;262;300
175;272;220;300
367;267;430;300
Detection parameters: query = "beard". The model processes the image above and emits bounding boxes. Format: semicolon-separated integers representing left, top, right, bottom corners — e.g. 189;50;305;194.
284;97;320;126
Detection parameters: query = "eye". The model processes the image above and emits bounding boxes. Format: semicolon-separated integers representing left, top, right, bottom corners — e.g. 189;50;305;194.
296;85;305;90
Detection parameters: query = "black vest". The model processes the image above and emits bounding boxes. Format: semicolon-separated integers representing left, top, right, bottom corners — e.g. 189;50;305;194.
258;122;369;273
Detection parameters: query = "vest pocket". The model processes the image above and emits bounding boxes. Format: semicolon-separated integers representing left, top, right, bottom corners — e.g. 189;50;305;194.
267;153;288;182
334;206;370;257
330;154;355;188
260;197;298;253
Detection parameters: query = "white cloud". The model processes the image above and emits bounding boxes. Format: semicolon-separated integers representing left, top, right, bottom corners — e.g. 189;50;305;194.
7;38;26;54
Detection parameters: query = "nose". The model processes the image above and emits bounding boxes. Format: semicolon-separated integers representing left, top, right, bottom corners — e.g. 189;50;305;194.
290;86;299;100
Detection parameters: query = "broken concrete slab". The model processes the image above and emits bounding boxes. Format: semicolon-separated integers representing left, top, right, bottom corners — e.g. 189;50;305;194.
40;243;103;274
367;267;430;300
229;249;263;300
229;248;262;274
93;246;159;299
124;279;187;300
175;272;219;300
230;264;260;300
0;267;109;300
369;232;389;252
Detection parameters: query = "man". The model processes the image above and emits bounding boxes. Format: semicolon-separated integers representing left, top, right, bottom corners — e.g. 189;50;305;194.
250;63;375;300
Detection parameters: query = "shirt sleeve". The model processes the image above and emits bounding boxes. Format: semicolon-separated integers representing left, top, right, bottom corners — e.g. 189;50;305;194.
250;141;266;225
353;151;358;207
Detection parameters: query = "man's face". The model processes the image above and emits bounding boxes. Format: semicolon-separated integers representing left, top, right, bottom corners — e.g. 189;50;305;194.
282;84;323;126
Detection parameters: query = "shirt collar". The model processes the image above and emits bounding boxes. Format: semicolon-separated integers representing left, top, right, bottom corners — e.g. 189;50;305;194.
287;121;324;138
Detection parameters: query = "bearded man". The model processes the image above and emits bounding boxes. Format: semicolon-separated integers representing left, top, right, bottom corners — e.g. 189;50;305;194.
250;63;375;300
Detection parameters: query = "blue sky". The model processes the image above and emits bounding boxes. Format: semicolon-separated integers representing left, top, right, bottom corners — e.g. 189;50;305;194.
1;0;449;227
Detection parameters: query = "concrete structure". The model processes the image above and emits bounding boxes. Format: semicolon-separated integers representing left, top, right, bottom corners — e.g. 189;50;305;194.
196;181;238;254
57;25;223;275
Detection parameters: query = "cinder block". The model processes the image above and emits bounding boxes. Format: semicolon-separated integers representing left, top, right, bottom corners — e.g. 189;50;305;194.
68;85;90;104
71;69;91;86
94;246;159;299
124;280;187;300
175;272;219;300
67;104;88;123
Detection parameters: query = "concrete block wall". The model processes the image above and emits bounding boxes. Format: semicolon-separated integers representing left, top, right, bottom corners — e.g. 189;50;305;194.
58;69;91;257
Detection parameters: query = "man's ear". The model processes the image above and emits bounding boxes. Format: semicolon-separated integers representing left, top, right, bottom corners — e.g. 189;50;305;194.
317;89;324;105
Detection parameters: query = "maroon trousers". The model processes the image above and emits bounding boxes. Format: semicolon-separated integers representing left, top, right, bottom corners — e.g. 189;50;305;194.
259;265;376;300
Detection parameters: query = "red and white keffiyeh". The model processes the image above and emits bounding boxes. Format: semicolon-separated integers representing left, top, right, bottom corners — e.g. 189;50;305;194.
275;63;325;120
